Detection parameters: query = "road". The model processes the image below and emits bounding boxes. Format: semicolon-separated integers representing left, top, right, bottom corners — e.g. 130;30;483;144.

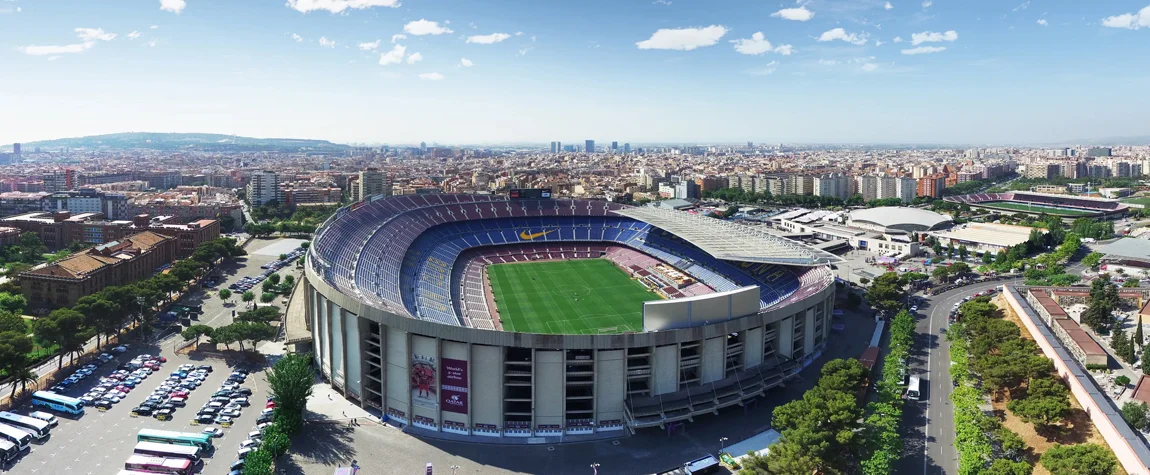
903;249;1089;475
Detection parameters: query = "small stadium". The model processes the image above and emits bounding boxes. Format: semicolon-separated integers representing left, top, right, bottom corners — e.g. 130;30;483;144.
946;191;1129;219
301;192;841;440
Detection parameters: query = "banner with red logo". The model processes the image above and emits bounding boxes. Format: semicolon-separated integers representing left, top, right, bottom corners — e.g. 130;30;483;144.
440;358;469;414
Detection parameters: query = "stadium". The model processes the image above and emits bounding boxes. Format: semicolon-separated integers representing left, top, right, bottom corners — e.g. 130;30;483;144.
302;192;841;440
945;191;1129;219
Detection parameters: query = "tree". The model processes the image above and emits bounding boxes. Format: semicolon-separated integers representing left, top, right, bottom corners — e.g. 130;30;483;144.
261;280;277;293
816;358;868;394
242;291;255;304
241;448;274;475
932;241;943;256
219;289;232;301
865;272;907;314
1121;401;1149;431
180;324;215;348
0;292;27;315
300;241;310;249
1083;275;1118;333
1137;316;1145;348
950;262;972;275
0;311;26;334
1126;333;1137;366
1143;349;1150;376
236;306;281;324
267;352;315;417
260;424;291;456
8;366;37;397
958;245;969;260
1040;443;1117;475
1124;278;1141;288
996;427;1027;460
33;308;89;368
1082;251;1104;269
766;358;866;474
73;295;122;348
282;274;295;287
1007;377;1069;427
982;252;994;264
268;273;281;286
1116;375;1132;387
932;266;952;282
260;292;275;303
0;330;33;395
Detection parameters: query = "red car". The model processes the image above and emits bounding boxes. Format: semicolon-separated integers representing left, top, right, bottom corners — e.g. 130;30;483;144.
108;373;126;381
152;356;167;363
265;401;277;409
170;390;189;398
115;385;131;393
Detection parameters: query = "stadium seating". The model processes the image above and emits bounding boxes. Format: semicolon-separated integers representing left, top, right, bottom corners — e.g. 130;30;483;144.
945;191;1125;211
309;194;826;329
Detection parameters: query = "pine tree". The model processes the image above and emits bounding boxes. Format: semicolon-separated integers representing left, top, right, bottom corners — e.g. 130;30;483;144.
1142;349;1150;376
1113;326;1131;364
1128;333;1138;366
1138;316;1145;348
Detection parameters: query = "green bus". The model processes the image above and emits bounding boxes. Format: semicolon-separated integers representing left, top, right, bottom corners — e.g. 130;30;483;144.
137;429;214;451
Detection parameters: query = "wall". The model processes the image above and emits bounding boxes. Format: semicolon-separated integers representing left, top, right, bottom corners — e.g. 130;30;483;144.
1002;287;1150;475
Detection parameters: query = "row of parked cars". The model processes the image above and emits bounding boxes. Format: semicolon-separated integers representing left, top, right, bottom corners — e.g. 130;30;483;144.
193;370;260;427
226;388;279;474
228;246;304;293
949;287;1001;322
130;362;209;420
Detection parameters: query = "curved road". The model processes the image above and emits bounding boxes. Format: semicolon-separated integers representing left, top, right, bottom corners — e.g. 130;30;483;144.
903;256;1087;475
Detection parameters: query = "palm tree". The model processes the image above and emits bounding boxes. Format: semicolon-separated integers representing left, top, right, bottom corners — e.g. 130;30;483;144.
8;367;37;398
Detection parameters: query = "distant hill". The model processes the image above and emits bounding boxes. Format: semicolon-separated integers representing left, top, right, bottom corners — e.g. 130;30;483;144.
21;132;351;153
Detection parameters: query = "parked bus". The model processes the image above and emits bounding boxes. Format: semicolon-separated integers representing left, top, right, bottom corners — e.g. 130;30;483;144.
906;376;922;401
31;391;85;415
0;439;18;465
133;441;201;461
0;412;50;441
0;423;32;451
137;429;213;451
124;454;193;475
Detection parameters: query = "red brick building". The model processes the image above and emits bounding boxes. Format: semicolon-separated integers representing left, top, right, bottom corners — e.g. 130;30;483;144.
19;231;175;309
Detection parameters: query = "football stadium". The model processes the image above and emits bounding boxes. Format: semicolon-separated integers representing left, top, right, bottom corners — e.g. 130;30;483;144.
302;192;841;440
945;191;1129;219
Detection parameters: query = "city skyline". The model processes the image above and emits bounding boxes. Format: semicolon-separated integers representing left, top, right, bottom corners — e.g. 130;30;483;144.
2;0;1150;145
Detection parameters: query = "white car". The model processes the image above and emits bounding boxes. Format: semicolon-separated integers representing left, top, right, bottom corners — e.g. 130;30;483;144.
203;427;225;438
239;439;260;449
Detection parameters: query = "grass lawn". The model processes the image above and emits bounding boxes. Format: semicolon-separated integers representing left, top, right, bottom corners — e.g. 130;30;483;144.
978;201;1098;217
487;259;661;334
1120;197;1150;207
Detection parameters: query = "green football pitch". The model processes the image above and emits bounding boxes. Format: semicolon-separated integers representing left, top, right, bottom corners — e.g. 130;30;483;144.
977;201;1097;217
486;259;662;334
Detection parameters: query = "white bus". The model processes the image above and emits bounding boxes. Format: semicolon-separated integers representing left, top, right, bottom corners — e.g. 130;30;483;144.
31;391;84;415
0;439;18;465
0;423;32;451
0;412;50;440
133;441;201;461
906;376;922;401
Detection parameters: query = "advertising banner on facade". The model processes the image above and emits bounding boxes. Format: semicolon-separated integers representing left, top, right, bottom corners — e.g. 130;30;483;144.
440;358;469;414
411;353;437;408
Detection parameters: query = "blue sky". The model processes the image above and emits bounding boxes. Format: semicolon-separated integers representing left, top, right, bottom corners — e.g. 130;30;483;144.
1;0;1149;146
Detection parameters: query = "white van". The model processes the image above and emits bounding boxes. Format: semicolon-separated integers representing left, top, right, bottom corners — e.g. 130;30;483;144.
26;411;57;428
906;376;922;401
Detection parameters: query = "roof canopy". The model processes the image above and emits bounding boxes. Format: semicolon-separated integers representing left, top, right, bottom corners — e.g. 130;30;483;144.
614;207;844;266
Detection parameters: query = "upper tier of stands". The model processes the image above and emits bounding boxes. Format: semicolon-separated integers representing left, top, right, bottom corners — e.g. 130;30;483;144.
309;195;833;330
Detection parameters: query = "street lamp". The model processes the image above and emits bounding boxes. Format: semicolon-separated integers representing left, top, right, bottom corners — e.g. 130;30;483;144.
590;463;600;475
719;437;729;453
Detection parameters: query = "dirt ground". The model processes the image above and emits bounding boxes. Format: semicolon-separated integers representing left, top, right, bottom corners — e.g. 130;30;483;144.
992;296;1128;475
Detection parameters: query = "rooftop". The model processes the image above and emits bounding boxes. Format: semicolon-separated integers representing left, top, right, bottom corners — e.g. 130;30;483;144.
931;222;1044;248
848;207;952;231
613;206;843;266
1096;238;1150;262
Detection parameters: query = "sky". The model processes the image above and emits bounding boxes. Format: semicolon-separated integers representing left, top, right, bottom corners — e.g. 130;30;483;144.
1;0;1149;146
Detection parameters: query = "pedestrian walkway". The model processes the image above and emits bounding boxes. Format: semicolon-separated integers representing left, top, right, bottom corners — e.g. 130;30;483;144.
306;383;378;424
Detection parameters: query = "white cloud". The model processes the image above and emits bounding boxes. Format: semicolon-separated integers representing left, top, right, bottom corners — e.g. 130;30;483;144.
75;28;117;42
21;42;94;56
747;61;779;76
862;62;879;71
875;39;885;46
653;0;672;4
1036;19;1048;26
729;32;792;55
459;58;473;67
292;33;303;42
636;25;728;50
1101;5;1150;30
403;19;453;36
319;36;336;47
771;6;815;21
817;28;869;45
1013;1;1030;12
159;0;186;14
910;30;958;45
901;45;946;54
921;0;932;8
817;59;840;66
406;52;422;64
893;36;903;43
468;22;477;29
515;31;523;36
378;44;406;65
150;25;159;29
358;39;381;50
147;38;158;47
467;32;512;44
418;72;445;80
127;31;142;40
885;1;893;10
517;47;531;56
391;34;406;43
286;0;400;13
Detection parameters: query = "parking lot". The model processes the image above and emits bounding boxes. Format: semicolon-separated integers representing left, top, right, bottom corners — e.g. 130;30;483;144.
4;340;275;475
0;239;308;475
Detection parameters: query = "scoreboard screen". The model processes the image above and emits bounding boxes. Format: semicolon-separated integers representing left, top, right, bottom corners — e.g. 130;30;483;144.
508;188;552;199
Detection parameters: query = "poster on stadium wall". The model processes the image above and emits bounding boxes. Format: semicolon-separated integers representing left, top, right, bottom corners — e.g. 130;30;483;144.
411;354;438;408
440;358;468;414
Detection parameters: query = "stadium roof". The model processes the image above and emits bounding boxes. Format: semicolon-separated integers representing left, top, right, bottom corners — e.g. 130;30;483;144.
1096;238;1150;262
848;207;953;232
614;207;844;266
